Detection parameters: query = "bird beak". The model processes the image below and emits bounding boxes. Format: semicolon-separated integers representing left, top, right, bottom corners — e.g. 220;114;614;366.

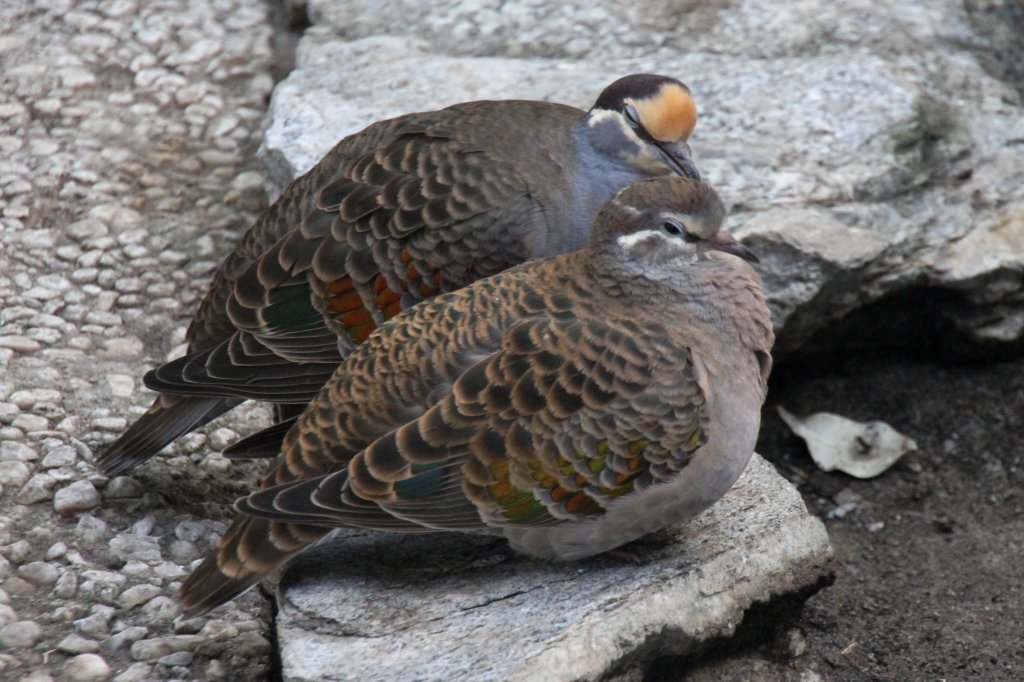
709;229;759;263
656;141;701;181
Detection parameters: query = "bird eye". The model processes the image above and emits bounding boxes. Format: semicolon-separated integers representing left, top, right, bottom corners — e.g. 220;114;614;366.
662;220;683;236
623;103;641;128
662;219;700;242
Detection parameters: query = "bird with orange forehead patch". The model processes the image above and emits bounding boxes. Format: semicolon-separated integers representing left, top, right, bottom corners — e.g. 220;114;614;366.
585;74;700;180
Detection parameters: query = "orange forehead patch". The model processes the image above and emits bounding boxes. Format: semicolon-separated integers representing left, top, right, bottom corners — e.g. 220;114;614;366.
629;84;698;142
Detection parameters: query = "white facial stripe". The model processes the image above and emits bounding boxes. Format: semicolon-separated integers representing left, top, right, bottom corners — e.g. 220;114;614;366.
587;109;647;147
616;229;664;248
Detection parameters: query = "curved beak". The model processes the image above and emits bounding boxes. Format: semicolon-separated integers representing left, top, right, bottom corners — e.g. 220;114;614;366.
656;141;701;181
709;229;759;263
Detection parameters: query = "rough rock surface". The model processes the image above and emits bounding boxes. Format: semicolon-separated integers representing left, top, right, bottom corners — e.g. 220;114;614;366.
0;1;277;679
276;455;832;682
264;0;1024;358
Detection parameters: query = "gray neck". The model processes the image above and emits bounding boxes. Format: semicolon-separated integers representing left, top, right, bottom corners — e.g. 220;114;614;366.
548;122;648;255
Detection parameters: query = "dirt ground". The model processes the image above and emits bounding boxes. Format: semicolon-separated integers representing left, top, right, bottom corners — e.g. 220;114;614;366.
740;350;1024;681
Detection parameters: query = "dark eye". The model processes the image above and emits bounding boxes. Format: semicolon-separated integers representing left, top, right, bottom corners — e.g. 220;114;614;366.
662;220;699;242
662;220;683;236
623;103;641;128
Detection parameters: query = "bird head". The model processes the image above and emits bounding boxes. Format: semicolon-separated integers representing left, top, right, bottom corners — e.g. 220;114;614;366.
586;74;701;181
596;176;758;265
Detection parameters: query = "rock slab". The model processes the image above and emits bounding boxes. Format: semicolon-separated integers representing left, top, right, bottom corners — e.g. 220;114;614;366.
264;0;1024;358
275;455;833;681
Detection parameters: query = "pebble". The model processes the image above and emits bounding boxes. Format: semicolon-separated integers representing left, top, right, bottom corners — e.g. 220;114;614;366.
54;570;79;599
75;605;115;638
0;603;15;627
0;461;30;487
12;413;49;432
59;633;101;653
105;374;135;396
174;520;207;543
64;653;111;682
205;659;228;679
112;662;152;682
132;515;156;536
109;533;162;562
54;479;102;514
104;476;143;498
0;619;42;648
16;473;56;504
207;427;239;451
153;562;186;581
233;630;272;656
77;514;109;543
121;560;151;578
0;336;41;352
101;625;149;655
41;444;77;468
158;650;194;667
4;540;31;564
18;671;54;682
91;416;127;431
139;596;178;624
3;576;35;596
79;569;127;601
168;539;199;563
18;561;60;586
118;584;162;609
1;440;38;461
130;634;203;661
9;389;60;408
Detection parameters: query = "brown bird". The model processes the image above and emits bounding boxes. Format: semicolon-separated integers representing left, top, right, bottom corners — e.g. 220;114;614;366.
178;176;774;617
97;74;703;476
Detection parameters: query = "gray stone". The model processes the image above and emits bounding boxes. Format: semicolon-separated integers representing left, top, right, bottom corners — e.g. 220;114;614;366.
276;456;832;681
1;440;37;461
109;533;162;562
76;514;109;543
17;561;59;586
139;596;178;625
112;663;152;682
63;653;111;682
58;633;101;654
101;625;148;655
103;476;143;498
54;480;101;515
266;0;1024;358
17;671;54;682
157;651;193;667
129;634;204;661
167;539;199;564
0;460;30;487
16;473;55;504
117;584;162;609
2;540;30;564
74;605;116;637
54;570;79;599
0;619;42;649
41;444;77;468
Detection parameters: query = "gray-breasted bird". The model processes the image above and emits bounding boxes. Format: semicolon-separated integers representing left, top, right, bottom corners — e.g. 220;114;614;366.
179;176;774;617
97;74;704;476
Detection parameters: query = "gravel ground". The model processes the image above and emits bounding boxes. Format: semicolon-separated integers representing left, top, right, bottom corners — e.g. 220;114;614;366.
0;2;281;679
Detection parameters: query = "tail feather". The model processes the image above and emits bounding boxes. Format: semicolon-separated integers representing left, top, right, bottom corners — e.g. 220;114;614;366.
222;418;296;460
96;395;239;476
179;516;328;618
